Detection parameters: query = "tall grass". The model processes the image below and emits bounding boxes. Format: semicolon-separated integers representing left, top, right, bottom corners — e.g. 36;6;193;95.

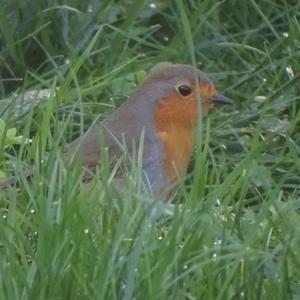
0;0;300;299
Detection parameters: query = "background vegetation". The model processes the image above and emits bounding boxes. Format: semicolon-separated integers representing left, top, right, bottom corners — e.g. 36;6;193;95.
0;0;300;299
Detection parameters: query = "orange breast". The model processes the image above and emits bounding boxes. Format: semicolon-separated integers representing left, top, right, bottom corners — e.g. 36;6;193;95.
154;93;196;185
156;126;193;183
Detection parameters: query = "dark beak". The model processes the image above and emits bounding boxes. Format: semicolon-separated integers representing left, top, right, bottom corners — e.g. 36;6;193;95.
211;94;232;105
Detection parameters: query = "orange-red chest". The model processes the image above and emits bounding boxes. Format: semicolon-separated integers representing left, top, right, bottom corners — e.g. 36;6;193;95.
153;95;196;184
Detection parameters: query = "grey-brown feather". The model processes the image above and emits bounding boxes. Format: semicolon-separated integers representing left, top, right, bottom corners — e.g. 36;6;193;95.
65;64;207;195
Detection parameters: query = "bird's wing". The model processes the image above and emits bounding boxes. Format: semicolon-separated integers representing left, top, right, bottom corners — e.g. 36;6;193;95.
64;123;125;172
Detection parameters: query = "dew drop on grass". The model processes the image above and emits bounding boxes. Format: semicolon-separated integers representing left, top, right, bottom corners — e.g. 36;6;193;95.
254;96;267;102
213;239;222;245
149;2;157;9
285;66;294;78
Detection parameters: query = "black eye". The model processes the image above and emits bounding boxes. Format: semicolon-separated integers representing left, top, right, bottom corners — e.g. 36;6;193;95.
178;85;192;96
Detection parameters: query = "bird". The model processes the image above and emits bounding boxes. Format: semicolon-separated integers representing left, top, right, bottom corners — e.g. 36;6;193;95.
64;63;231;200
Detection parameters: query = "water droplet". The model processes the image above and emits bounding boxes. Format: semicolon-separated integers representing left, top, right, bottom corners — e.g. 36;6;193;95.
87;5;93;13
214;239;222;245
65;58;70;65
25;138;32;144
254;96;267;102
149;3;157;9
163;36;169;42
285;66;294;78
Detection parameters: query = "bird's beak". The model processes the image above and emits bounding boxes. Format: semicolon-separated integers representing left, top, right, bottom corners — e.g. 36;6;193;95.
211;94;232;105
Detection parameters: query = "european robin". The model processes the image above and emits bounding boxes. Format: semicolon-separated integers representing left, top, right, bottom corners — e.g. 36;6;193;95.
66;63;230;200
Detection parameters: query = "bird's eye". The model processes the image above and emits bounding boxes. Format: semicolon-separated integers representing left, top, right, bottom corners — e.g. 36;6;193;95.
178;85;192;97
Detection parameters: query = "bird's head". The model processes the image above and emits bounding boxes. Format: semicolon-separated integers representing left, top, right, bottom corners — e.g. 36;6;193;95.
141;63;231;131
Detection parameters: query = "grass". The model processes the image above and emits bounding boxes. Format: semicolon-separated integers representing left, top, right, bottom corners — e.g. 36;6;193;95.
1;0;300;299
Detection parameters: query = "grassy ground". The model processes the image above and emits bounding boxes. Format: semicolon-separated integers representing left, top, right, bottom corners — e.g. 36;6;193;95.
1;0;300;299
